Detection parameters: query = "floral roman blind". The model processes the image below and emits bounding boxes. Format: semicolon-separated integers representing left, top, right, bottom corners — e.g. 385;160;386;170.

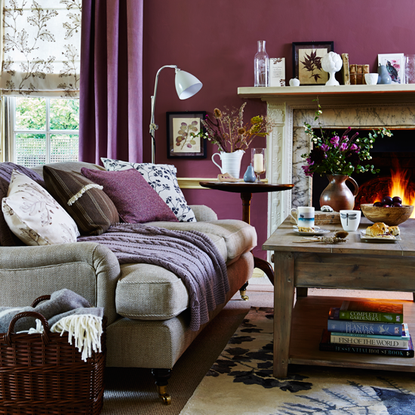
0;0;81;97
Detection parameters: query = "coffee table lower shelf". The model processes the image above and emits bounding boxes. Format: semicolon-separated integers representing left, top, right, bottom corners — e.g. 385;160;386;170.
288;296;415;372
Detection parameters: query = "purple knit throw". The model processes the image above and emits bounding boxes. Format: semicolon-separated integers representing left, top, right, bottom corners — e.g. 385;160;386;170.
78;224;229;331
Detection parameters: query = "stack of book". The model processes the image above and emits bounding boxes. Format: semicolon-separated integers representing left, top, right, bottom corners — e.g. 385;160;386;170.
319;300;414;357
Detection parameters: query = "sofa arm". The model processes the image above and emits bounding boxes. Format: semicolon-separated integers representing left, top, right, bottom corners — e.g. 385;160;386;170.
0;242;120;324
189;205;218;221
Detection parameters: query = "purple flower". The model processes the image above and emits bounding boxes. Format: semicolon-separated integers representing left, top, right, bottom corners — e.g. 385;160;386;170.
340;142;348;151
330;135;340;147
302;165;313;177
350;143;358;151
320;144;330;152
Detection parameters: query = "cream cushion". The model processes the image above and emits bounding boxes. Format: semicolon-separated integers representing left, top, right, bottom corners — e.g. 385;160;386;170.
115;220;256;320
2;170;80;245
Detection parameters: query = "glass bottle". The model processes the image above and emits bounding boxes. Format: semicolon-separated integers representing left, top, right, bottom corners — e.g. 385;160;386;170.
254;40;269;87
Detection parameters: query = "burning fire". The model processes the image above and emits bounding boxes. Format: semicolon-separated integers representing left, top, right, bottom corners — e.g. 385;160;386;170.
373;167;415;218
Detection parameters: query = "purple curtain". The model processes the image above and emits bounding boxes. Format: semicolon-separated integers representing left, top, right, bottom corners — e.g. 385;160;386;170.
79;0;143;164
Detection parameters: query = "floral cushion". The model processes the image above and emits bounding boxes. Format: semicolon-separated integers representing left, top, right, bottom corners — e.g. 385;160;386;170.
101;158;196;222
81;167;178;224
43;166;120;236
2;170;80;246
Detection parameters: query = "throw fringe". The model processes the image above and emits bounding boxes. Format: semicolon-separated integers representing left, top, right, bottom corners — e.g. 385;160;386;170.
51;314;103;361
67;184;103;206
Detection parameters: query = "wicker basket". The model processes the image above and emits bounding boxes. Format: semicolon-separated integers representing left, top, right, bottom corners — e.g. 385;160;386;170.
0;296;106;415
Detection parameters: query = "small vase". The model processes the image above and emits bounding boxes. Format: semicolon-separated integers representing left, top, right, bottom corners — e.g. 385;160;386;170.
254;40;269;87
212;149;245;179
319;174;359;212
377;65;392;84
243;164;256;182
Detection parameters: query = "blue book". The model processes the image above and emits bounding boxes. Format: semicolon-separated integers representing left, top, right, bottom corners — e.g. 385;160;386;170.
328;307;403;336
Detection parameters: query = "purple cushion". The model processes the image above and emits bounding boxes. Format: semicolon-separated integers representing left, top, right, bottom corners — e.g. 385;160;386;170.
0;162;44;186
81;168;178;223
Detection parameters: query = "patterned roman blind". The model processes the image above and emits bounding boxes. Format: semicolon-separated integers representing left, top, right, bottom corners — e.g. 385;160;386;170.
0;0;81;97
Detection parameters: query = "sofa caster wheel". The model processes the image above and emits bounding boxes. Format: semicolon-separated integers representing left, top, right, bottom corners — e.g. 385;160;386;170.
239;282;249;300
158;386;171;405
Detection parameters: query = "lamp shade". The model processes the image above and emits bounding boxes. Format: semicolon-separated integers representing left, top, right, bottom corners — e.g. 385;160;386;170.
175;69;203;100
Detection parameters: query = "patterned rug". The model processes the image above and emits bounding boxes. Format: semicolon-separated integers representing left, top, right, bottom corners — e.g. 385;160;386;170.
180;307;415;415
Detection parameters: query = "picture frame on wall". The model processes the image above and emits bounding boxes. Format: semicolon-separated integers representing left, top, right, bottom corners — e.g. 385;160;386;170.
377;53;405;84
292;41;334;85
167;111;207;159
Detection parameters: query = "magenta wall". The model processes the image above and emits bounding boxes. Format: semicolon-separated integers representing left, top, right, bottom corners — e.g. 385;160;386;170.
143;0;415;259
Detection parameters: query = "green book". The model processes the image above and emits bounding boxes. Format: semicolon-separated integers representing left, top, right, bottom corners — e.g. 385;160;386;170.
339;300;403;323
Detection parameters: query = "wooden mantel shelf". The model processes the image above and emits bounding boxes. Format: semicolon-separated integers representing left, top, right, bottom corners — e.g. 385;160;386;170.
237;84;415;107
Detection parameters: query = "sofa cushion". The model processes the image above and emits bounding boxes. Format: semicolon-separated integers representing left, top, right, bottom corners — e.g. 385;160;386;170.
43;166;120;236
0;162;45;186
81;167;178;223
101;158;196;222
2;170;80;245
145;219;257;263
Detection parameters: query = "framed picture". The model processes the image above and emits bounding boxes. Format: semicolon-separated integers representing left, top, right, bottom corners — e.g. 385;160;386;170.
292;41;334;85
166;111;207;159
378;53;405;84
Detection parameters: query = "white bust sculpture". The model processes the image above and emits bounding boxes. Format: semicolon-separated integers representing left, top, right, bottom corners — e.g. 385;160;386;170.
321;51;343;86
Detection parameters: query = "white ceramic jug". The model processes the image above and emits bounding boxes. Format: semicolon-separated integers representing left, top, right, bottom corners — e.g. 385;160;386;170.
211;150;245;178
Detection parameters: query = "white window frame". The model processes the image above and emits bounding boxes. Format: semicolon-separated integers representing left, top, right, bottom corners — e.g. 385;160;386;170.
5;96;79;166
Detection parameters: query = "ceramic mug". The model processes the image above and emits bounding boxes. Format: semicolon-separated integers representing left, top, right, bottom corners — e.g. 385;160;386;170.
290;206;315;228
340;210;361;232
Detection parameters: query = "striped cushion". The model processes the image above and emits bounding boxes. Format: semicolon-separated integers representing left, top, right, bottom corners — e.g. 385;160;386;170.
43;166;120;236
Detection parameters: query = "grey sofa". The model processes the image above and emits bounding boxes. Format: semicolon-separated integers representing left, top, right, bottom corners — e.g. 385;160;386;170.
0;161;256;404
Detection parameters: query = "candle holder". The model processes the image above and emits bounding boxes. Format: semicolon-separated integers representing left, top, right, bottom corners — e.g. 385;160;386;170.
251;148;266;183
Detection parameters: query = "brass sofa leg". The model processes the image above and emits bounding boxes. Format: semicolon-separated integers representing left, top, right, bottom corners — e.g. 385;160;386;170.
240;282;249;301
151;368;172;405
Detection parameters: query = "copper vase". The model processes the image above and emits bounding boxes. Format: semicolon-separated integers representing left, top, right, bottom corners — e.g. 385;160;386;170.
319;174;359;211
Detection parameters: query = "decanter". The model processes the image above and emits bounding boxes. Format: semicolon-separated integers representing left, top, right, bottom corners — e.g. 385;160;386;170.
254;40;269;87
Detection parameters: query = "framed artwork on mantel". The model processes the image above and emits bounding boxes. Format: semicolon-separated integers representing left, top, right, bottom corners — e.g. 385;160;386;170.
166;111;207;159
292;41;334;85
378;53;405;84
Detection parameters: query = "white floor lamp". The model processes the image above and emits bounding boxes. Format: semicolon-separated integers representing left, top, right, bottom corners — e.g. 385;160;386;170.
149;65;203;163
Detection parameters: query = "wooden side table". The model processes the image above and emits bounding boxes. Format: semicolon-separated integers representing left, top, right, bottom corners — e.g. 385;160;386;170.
199;181;294;284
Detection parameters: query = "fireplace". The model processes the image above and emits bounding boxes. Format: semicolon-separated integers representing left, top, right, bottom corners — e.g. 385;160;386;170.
238;84;415;238
312;129;415;212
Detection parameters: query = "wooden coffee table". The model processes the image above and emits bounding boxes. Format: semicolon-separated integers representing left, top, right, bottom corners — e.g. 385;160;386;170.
263;216;415;378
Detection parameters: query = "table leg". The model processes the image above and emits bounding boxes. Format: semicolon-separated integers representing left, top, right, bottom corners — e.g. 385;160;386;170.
273;250;295;378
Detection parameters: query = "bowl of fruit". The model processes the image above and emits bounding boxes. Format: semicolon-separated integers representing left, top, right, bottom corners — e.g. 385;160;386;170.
360;196;414;226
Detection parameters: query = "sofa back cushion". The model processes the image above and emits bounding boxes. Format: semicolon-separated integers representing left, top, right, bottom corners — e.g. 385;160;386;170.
81;167;178;223
2;170;80;245
43;166;120;236
101;158;196;222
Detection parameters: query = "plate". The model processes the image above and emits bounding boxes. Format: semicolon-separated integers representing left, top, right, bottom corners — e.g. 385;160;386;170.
293;226;331;236
360;231;401;243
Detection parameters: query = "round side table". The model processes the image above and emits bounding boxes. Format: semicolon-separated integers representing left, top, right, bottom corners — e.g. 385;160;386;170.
199;181;294;285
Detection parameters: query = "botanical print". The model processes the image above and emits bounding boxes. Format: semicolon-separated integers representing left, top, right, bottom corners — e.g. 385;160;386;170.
299;48;329;84
173;118;201;153
1;0;81;96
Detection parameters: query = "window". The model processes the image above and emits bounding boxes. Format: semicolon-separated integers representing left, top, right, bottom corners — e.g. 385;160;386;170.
7;97;79;168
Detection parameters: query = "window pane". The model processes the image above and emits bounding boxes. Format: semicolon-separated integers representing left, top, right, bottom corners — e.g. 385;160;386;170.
15;134;46;167
50;99;80;130
15;98;46;130
50;134;79;163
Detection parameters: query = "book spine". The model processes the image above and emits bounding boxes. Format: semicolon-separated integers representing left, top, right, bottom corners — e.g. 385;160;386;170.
319;342;414;357
338;310;403;323
330;334;409;348
341;53;350;85
330;330;408;340
350;64;357;85
327;319;403;335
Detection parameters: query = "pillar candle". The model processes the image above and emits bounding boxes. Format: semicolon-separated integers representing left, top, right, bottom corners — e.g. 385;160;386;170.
253;153;264;172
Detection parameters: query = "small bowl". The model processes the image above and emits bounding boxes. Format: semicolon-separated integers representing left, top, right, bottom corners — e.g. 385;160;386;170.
360;203;414;226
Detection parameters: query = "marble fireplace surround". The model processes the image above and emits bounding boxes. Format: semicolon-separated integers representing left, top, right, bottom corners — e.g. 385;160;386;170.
238;84;415;238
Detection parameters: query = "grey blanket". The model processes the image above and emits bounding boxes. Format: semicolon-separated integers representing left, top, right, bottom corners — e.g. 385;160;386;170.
0;289;104;333
78;224;229;331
